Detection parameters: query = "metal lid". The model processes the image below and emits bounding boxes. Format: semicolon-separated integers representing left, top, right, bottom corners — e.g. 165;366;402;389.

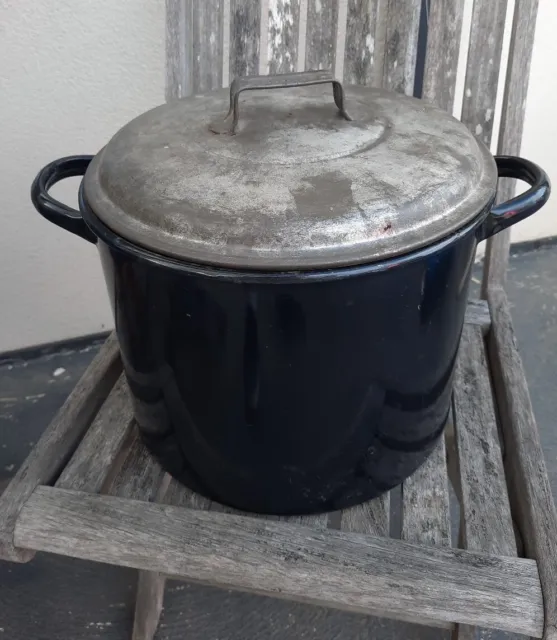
83;71;497;270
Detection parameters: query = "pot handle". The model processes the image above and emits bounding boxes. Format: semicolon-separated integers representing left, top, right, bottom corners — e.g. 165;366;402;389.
479;156;550;241
209;70;352;135
31;155;96;244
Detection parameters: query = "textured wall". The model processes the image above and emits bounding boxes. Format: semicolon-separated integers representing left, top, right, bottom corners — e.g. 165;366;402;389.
0;0;164;352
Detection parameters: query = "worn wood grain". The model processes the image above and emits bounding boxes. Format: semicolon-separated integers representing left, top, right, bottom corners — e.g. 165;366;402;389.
192;0;224;92
340;494;389;537
15;486;544;636
482;0;540;294
382;0;421;94
229;0;261;78
56;375;133;493
166;0;193;99
422;0;465;111
267;0;301;74
296;0;308;71
105;430;168;503
453;323;517;640
132;571;166;640
461;0;508;147
343;0;380;85
464;299;491;334
0;333;121;562
453;324;516;557
487;286;557;640
105;430;170;640
305;0;338;71
333;0;348;79
402;438;450;547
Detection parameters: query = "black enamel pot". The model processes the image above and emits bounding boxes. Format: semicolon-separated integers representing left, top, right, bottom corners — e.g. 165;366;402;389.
31;72;550;515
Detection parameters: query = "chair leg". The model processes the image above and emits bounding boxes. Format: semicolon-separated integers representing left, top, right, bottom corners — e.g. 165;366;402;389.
132;570;166;640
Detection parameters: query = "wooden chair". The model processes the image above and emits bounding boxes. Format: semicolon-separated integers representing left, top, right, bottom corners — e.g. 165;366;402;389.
2;1;556;639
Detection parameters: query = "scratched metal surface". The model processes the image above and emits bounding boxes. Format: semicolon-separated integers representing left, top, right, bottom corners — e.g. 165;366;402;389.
83;85;496;270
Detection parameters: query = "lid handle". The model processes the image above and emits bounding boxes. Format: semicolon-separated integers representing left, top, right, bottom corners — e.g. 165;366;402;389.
209;70;352;135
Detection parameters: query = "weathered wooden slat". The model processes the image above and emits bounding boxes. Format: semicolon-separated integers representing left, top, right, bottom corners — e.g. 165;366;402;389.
482;0;539;294
453;323;517;640
382;0;421;94
340;494;389;537
164;479;213;509
464;299;491;334
487;286;557;640
15;486;544;636
166;0;193;99
453;324;516;557
267;0;301;74
0;333;121;562
192;0;224;92
343;0;380;85
105;430;170;640
421;0;465;112
296;0;308;71
105;430;168;502
401;438;451;547
132;571;166;640
56;375;133;493
305;0;338;71
460;0;508;147
333;0;348;79
229;0;261;78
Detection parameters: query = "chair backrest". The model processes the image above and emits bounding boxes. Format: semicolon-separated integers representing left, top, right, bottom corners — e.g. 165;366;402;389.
166;0;540;293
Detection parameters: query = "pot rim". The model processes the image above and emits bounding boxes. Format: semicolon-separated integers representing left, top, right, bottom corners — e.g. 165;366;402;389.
80;184;492;283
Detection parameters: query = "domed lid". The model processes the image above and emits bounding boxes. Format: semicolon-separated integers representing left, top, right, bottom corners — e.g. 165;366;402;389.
83;71;497;270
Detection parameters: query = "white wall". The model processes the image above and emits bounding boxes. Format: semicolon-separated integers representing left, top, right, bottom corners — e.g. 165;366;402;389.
0;0;555;352
512;0;557;242
0;0;164;353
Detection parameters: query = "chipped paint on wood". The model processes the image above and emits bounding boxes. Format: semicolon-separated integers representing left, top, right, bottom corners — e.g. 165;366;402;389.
305;0;338;71
382;0;420;94
344;0;379;84
268;0;301;74
229;0;261;78
193;0;224;92
461;0;508;147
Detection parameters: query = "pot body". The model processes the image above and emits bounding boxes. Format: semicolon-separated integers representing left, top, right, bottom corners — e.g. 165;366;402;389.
95;219;477;514
30;153;550;515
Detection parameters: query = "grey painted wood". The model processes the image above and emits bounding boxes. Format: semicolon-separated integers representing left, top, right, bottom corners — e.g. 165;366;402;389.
229;0;261;78
401;438;450;547
132;571;166;640
453;324;516;557
487;286;557;640
105;431;170;640
339;493;389;536
166;0;193;99
56;375;133;493
105;429;169;502
305;0;338;71
164;479;213;509
482;0;540;294
343;0;380;85
453;324;517;640
193;0;224;92
464;299;491;334
268;0;301;74
382;0;421;94
0;333;121;562
422;0;465;112
461;0;508;147
15;486;544;636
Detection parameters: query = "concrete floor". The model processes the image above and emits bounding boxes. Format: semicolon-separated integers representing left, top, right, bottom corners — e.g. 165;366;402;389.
1;246;556;639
